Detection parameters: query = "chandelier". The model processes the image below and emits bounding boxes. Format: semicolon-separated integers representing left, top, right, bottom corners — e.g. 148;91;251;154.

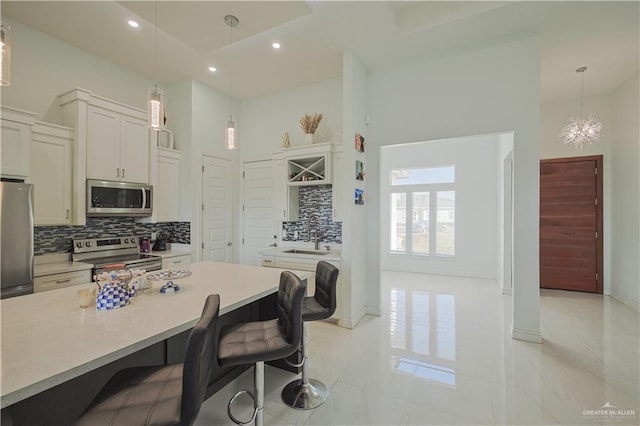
559;66;602;150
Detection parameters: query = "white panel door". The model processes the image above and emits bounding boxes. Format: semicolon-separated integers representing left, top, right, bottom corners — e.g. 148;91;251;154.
202;156;232;262
86;106;119;180
242;160;276;265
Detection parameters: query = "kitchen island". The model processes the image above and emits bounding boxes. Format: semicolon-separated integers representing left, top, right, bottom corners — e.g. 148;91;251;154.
1;261;310;425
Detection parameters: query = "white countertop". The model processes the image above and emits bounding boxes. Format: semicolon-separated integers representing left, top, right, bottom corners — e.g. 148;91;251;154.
261;247;342;261
34;260;93;277
0;261;311;408
147;249;193;259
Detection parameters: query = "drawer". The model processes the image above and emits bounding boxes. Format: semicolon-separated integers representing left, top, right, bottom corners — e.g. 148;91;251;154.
261;256;275;267
162;254;191;269
34;270;91;293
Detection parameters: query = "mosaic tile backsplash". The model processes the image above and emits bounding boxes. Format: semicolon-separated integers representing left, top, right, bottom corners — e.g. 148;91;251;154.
282;185;342;244
35;218;190;255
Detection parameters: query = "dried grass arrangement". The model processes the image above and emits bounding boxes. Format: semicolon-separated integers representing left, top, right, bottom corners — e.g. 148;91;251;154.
299;113;323;134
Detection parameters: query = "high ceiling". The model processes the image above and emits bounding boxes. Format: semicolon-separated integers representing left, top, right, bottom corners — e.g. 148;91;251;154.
2;1;638;103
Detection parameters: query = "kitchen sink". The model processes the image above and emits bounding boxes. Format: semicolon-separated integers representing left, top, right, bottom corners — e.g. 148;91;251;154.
282;249;329;255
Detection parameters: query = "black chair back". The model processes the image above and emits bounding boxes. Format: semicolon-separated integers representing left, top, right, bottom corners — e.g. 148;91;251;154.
276;271;306;346
314;261;339;317
181;294;220;425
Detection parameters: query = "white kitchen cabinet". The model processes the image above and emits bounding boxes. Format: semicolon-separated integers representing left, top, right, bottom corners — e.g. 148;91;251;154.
155;148;181;222
284;142;332;186
1;106;37;178
273;156;299;221
162;253;191;269
59;88;151;225
30;122;74;225
34;269;91;293
86;105;148;183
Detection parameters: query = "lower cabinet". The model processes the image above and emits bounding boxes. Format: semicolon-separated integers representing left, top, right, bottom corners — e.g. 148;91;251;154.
34;270;91;293
162;253;192;269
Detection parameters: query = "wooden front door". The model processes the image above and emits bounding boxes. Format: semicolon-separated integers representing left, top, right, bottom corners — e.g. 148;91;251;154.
540;156;603;293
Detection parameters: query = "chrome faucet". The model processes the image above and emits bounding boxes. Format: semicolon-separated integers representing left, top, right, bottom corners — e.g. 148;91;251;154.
310;229;321;250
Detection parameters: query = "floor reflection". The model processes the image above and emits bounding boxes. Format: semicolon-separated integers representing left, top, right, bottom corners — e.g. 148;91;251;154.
389;287;457;387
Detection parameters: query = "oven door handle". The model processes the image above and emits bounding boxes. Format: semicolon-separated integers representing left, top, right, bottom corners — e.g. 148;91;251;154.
103;263;127;270
141;187;147;213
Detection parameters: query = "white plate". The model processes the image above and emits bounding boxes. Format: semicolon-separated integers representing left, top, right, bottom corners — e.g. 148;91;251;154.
146;270;192;281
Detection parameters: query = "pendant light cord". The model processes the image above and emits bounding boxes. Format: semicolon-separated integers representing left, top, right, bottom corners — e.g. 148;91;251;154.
229;18;233;121
154;0;158;92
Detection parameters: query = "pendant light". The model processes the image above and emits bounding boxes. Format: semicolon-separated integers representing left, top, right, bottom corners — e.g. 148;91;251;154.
224;15;239;150
559;66;602;150
148;1;164;130
0;22;11;87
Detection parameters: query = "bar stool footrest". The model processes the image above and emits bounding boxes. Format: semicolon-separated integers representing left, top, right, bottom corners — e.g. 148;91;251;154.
228;389;259;425
281;378;330;410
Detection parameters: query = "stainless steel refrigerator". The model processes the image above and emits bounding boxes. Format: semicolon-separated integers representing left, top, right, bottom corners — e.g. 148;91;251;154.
0;181;34;298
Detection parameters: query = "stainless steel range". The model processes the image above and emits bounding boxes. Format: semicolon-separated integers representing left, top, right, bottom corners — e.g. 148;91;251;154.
72;235;162;278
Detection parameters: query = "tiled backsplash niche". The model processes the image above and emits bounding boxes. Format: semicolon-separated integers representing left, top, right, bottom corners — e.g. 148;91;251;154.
282;185;342;244
34;218;190;255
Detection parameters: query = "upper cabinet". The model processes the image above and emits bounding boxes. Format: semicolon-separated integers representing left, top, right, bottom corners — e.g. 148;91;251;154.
86;105;148;183
30;122;74;225
59;88;151;224
284;143;332;186
154;147;181;222
1;106;37;178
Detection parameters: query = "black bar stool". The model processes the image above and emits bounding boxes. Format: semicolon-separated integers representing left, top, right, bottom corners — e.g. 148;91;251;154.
281;261;339;409
218;271;305;426
76;294;221;426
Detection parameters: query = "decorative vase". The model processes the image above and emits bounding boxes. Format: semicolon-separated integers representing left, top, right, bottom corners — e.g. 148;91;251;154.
304;133;314;145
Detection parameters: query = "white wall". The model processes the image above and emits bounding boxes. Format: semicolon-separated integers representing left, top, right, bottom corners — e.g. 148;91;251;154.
540;94;613;293
496;134;514;294
1;18;153;123
239;78;342;160
368;35;542;341
611;73;640;311
380;133;501;279
342;50;373;325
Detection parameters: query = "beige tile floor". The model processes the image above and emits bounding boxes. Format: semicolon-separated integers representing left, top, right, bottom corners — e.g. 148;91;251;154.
195;271;640;425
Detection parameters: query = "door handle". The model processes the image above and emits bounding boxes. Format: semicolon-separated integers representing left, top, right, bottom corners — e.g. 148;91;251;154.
227;242;232;247
141;187;146;212
122;168;125;178
269;243;277;247
66;209;70;220
117;168;120;177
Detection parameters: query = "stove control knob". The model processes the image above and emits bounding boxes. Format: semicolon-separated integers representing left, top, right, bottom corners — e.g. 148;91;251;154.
124;238;129;244
131;237;137;244
85;241;92;247
76;242;83;248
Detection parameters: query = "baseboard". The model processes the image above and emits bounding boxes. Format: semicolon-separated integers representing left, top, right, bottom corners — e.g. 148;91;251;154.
608;294;640;313
511;325;542;343
366;305;383;316
502;287;512;295
337;305;367;329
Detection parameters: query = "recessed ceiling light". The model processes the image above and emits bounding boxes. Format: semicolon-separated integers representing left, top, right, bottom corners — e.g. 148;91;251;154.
272;42;281;49
128;20;139;28
208;66;217;73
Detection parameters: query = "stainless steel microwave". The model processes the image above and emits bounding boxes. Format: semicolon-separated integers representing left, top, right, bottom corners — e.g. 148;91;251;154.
87;180;153;217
